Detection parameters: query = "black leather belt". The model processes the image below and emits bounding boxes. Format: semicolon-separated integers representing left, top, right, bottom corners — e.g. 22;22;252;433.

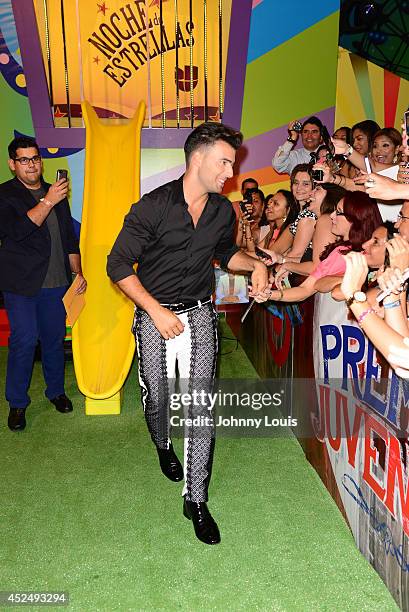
160;298;212;314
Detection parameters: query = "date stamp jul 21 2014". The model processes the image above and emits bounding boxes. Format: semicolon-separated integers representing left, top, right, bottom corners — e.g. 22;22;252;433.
0;592;68;606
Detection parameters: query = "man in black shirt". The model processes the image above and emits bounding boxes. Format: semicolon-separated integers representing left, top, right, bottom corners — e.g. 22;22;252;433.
0;136;86;432
107;122;268;545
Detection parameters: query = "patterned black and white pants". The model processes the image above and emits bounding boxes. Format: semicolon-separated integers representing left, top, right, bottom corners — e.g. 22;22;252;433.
133;302;218;502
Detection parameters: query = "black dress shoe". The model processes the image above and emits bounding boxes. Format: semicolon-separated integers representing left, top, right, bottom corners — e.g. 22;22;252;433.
49;394;73;413
183;497;221;545
156;444;183;482
8;408;26;432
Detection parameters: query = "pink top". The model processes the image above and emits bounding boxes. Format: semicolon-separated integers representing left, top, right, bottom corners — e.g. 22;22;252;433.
310;245;349;280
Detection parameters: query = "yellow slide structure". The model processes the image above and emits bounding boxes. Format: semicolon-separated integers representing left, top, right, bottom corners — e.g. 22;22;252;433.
72;100;146;414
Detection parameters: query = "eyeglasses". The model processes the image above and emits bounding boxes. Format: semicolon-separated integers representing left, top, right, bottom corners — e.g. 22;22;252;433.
13;155;41;165
397;213;409;222
334;209;346;216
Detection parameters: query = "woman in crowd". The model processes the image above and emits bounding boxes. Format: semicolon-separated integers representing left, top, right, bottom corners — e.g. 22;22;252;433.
254;191;382;303
339;239;409;375
334;120;381;180
333;127;402;176
329;220;395;302
261;190;299;250
268;164;315;259
236;188;266;250
270;185;347;284
322;128;402;221
333;126;352;144
351;119;381;157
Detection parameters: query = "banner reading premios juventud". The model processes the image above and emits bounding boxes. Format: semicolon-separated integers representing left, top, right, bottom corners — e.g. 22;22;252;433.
312;292;409;608
33;0;232;123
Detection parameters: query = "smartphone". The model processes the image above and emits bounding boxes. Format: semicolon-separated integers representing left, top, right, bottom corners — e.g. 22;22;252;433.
56;169;68;181
255;246;273;262
240;200;253;221
311;169;324;182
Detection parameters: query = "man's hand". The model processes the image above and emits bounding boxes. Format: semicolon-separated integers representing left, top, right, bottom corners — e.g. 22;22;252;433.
74;273;87;294
248;261;269;301
287;120;299;143
45;178;69;206
148;305;185;340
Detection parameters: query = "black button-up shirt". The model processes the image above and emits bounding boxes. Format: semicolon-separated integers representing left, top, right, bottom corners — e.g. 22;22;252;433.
107;176;239;302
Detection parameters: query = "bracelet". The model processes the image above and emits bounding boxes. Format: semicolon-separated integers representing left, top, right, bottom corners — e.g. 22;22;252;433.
282;257;286;264
40;197;53;207
344;144;353;158
383;299;401;310
247;237;254;242
357;307;375;326
276;288;284;301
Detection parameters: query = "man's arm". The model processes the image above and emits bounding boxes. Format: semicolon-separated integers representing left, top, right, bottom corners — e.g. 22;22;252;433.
27;179;69;226
272;141;295;174
107;196;185;340
0;180;68;242
227;250;269;298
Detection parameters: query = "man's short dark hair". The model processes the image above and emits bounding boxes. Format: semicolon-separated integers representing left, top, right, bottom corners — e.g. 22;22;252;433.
184;122;243;164
301;116;323;131
8;136;39;160
241;177;258;190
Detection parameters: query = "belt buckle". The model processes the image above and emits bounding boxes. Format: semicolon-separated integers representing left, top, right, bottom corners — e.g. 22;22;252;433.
169;302;184;312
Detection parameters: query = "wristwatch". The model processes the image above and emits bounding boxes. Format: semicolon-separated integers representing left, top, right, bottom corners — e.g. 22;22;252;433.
346;291;367;308
287;136;297;144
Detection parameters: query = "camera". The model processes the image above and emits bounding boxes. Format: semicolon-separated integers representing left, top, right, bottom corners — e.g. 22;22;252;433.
311;169;324;182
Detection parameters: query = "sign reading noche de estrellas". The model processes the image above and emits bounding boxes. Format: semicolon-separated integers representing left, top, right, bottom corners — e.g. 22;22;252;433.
313;292;409;579
33;0;232;122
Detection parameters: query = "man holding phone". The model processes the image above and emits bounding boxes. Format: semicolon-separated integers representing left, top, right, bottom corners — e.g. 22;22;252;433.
272;116;323;174
0;136;86;431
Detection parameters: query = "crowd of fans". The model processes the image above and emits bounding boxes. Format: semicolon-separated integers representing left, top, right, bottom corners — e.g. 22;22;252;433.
232;115;409;377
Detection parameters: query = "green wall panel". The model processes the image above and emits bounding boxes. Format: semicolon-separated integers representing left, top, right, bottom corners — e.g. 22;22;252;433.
241;12;340;138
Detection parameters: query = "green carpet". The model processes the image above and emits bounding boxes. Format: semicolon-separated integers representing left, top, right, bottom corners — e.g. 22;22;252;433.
0;319;397;611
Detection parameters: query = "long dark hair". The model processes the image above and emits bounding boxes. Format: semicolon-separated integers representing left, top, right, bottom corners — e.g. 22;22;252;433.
320;191;383;261
319;184;348;215
352;119;380;151
262;190;300;248
290;163;312;186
